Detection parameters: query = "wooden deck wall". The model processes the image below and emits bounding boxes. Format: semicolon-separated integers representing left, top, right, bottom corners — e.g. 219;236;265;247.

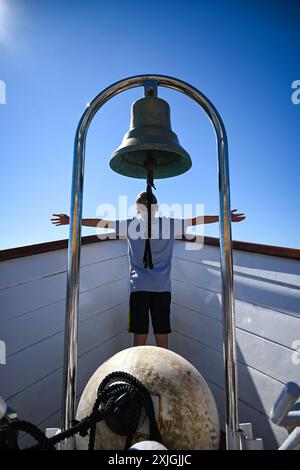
1;238;299;449
170;241;300;449
0;241;131;433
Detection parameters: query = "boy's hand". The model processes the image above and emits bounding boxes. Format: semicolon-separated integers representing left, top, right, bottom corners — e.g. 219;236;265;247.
51;214;70;226
231;209;246;223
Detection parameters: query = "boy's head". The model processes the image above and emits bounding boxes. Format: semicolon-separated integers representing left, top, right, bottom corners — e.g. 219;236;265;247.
136;191;158;218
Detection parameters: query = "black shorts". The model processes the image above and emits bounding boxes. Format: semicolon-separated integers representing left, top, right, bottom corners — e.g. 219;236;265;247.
128;291;171;335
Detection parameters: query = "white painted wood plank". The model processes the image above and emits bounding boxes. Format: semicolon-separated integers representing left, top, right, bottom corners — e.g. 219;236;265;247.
79;255;128;292
173;241;300;285
172;256;222;292
76;333;131;394
171;326;281;417
2;286;129;358
1;304;130;399
172;278;221;319
173;241;220;263
172;303;223;350
207;380;288;450
0;250;67;290
235;300;300;349
172;257;300;317
0;257;128;323
234;274;300;318
78;279;129;322
0;240;128;289
39;409;60;429
171;284;300;350
6;332;130;429
170;310;296;416
172;303;300;385
11;366;63;429
237;329;300;385
0;271;67;324
170;332;289;449
80;240;128;266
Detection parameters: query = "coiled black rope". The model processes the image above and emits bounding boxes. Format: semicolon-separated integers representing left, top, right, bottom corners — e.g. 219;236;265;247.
89;371;161;450
0;419;54;450
3;408;105;450
0;372;161;450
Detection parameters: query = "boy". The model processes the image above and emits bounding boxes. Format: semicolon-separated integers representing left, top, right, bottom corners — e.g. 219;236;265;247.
51;194;245;349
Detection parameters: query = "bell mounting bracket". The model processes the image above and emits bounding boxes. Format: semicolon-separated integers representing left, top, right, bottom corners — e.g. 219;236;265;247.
144;80;158;98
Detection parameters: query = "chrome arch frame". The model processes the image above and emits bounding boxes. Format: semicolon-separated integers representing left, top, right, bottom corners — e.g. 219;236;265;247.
62;74;241;449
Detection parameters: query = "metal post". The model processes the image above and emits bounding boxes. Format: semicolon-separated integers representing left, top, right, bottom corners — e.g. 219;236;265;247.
61;74;241;449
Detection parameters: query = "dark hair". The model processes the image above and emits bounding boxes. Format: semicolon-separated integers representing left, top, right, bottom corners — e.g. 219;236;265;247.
136;191;157;206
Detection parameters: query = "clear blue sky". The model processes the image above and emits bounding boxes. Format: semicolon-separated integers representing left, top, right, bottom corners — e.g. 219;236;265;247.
1;0;299;249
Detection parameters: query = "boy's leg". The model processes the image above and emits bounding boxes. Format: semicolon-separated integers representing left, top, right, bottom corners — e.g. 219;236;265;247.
154;333;168;349
134;334;148;346
150;292;172;349
129;292;150;346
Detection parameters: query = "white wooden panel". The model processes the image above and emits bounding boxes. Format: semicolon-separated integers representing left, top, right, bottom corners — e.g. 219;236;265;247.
76;333;131;395
1;303;130;399
78;278;129;322
12;368;63;433
79;255;128;292
0;257;128;324
2;279;128;358
172;257;300;317
170;321;286;417
206;380;288;450
80;240;128;266
234;274;300;318
237;329;300;385
235;300;300;349
0;250;67;290
172;256;222;292
172;303;222;350
172;304;300;385
2;299;66;357
0;270;67;324
7;332;131;428
172;278;221;318
39;409;60;429
78;307;128;363
173;242;220;264
171;284;300;350
170;331;289;449
233;250;300;285
0;240;127;289
173;241;300;285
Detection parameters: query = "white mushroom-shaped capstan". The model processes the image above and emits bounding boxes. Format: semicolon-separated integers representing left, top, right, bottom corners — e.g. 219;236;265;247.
76;346;219;450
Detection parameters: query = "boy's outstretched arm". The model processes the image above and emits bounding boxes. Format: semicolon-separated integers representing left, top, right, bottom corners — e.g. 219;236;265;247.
185;209;246;226
51;214;116;228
